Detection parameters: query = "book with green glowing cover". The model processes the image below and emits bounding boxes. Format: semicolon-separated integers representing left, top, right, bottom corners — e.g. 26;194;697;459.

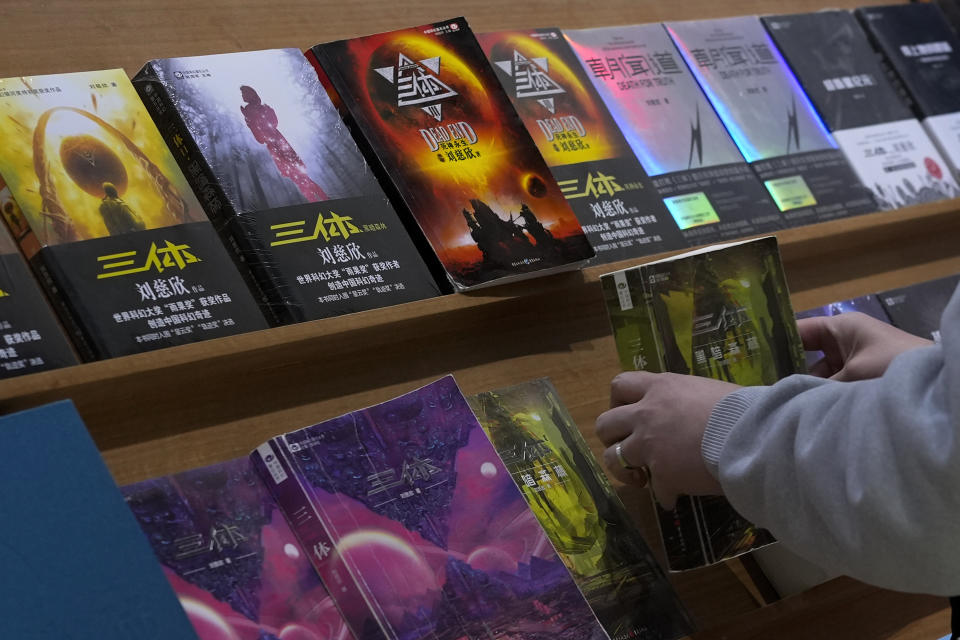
469;378;693;639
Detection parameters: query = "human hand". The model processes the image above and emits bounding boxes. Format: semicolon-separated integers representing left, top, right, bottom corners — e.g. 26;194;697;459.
798;312;932;381
595;371;740;509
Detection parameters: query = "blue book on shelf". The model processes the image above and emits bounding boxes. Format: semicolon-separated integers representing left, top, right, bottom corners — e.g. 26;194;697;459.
0;400;199;640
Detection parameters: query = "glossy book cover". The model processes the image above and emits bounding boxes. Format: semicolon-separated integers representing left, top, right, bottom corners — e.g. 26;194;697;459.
122;457;347;640
136;49;442;323
563;24;782;247
468;379;693;640
313;18;595;290
0;70;267;359
666;17;876;226
477;28;688;262
252;376;608;640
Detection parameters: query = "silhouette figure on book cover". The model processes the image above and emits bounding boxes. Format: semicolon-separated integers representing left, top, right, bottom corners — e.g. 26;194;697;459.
99;182;146;235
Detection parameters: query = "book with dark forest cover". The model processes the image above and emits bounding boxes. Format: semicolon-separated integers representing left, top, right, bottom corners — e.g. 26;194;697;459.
0;70;267;360
600;237;805;570
666;16;877;226
135;49;443;324
477;28;689;263
311;18;595;291
878;273;960;343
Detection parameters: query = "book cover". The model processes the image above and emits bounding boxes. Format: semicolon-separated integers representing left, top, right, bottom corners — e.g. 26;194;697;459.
857;4;960;181
123;457;348;640
468;378;693;640
312;18;595;290
796;294;891;369
666;17;877;227
878;274;960;343
0;70;268;360
251;376;609;640
477;28;689;263
0;400;200;640
762;10;960;210
136;49;443;324
563;24;783;247
600;237;805;570
0;181;77;376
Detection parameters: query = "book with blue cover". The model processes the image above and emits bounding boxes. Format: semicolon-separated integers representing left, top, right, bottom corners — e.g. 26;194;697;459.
0;400;199;640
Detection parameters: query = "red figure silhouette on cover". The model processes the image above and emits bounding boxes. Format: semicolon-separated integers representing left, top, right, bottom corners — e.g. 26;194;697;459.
240;85;328;202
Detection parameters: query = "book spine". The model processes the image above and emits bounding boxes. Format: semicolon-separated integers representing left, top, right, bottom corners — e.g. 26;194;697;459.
132;65;292;325
638;267;668;372
250;439;387;640
29;249;98;361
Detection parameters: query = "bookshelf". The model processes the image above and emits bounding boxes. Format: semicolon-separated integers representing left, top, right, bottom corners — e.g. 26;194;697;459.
3;0;955;636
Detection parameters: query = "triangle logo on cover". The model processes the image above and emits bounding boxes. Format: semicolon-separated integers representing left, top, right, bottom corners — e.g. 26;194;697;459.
375;52;458;120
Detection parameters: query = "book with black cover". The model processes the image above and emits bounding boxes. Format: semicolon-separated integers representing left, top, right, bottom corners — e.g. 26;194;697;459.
478;28;689;263
763;10;960;209
312;18;595;290
0;181;77;376
857;3;960;182
666;16;877;227
135;49;443;324
0;400;200;640
0;70;268;360
564;24;783;248
879;274;960;343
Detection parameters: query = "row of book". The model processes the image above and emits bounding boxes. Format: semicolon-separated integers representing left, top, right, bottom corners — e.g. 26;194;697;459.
601;237;959;571
4;3;960;376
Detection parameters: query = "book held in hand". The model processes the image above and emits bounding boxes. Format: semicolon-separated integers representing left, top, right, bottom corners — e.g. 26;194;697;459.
135;49;443;324
311;18;595;291
601;237;805;570
0;70;267;360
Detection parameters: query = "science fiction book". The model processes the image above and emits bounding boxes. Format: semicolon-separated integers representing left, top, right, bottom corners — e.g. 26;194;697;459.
665;17;876;227
0;70;267;360
795;294;891;369
311;18;595;290
251;376;609;640
857;4;960;182
878;273;960;343
477;28;688;263
763;10;960;210
135;49;443;324
0;183;77;376
563;24;782;247
468;379;693;640
600;237;805;570
122;457;348;640
0;401;200;640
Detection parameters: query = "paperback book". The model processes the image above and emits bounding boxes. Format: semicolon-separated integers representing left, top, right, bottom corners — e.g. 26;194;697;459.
0;182;77;376
0;70;267;360
601;237;805;570
857;4;960;182
0;401;199;640
312;18;595;290
478;28;689;263
563;24;783;247
666;16;877;227
878;274;960;343
468;379;693;640
135;49;443;324
762;10;960;209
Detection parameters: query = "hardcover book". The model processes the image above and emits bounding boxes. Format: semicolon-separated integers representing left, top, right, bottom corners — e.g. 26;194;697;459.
468;379;693;640
600;237;805;570
857;4;960;182
311;18;595;290
666;16;877;227
0;70;267;360
0;400;200;640
563;24;783;247
763;10;960;209
0;182;77;376
796;294;891;369
878;273;960;343
135;49;443;324
123;457;348;640
250;376;609;640
477;28;688;263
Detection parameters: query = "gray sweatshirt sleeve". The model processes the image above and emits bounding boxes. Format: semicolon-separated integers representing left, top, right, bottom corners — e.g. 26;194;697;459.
701;289;960;596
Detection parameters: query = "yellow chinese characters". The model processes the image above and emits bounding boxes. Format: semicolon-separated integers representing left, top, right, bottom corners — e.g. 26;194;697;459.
97;240;201;279
557;171;625;200
270;211;362;247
